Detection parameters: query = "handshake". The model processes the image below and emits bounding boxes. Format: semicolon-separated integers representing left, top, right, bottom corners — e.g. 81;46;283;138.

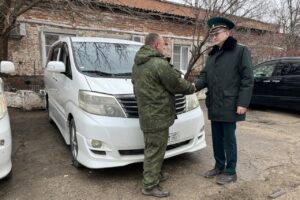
192;83;197;93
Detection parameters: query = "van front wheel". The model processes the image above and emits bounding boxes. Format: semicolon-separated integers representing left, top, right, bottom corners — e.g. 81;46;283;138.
46;95;54;124
69;119;82;168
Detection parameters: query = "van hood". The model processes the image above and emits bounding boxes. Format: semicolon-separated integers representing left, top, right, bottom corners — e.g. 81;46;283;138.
85;76;133;95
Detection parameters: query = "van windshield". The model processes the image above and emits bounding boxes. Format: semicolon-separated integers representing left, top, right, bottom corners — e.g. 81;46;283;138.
72;42;141;77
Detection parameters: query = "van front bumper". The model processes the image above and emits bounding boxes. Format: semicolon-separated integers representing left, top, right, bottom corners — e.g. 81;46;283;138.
0;113;12;179
73;107;206;169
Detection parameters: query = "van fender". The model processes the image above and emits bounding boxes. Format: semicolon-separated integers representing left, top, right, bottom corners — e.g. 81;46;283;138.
63;101;79;145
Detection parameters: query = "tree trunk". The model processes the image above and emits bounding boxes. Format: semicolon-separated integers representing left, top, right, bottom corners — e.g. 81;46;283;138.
0;34;9;61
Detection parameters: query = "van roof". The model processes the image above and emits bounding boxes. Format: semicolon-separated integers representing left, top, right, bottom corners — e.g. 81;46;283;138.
70;37;143;45
256;57;300;66
266;57;300;62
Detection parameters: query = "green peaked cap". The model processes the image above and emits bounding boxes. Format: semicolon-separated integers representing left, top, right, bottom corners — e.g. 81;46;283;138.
207;16;235;32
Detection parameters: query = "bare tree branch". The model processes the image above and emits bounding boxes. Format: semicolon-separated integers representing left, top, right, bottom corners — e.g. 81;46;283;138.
182;0;274;80
272;0;300;52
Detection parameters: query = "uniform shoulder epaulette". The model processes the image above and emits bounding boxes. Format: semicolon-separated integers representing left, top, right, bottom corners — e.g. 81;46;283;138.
237;43;247;47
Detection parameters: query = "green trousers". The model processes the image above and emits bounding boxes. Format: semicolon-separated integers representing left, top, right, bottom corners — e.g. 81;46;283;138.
211;121;237;175
143;128;169;189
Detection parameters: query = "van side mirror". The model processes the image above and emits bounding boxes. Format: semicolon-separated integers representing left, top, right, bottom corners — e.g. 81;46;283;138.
46;61;66;73
0;61;15;74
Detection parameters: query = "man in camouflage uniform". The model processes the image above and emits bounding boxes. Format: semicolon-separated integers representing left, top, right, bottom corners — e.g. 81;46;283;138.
132;33;195;198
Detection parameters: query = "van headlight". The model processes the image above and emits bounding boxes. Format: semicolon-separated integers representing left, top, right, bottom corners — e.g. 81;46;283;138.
79;90;126;117
186;94;199;112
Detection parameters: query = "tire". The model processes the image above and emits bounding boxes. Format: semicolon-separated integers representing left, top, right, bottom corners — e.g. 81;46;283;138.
69;119;82;168
46;95;54;124
2;169;12;181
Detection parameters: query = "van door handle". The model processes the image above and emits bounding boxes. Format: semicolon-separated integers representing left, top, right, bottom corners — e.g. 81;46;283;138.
263;80;271;83
272;79;281;83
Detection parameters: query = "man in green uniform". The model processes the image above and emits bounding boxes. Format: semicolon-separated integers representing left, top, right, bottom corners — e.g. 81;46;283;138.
132;33;195;197
194;17;254;185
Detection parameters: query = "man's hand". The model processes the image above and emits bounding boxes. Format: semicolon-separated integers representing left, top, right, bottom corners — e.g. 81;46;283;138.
236;106;247;115
192;83;197;93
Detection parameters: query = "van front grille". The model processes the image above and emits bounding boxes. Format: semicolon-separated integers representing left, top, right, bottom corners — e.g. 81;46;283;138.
115;94;186;118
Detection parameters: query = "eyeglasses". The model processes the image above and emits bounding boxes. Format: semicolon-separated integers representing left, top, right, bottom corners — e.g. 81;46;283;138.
209;30;226;38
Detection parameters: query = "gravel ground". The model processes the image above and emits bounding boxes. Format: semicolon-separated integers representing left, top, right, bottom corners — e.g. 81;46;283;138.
0;102;300;200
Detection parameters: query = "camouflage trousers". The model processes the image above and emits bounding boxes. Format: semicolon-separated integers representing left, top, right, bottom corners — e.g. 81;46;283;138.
143;128;169;189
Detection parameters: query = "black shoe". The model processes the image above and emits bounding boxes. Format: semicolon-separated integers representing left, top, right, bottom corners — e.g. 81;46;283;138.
216;174;237;185
142;185;170;198
159;172;169;182
204;168;224;178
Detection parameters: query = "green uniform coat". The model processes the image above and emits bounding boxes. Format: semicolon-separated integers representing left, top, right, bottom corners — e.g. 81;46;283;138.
195;36;254;122
132;45;195;132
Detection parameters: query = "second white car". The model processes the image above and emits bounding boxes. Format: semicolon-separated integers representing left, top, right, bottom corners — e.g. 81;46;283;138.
0;61;15;179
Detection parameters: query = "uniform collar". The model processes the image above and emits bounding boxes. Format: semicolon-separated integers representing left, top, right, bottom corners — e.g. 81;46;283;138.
208;36;237;56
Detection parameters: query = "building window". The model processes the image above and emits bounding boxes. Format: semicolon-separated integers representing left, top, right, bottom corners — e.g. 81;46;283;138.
42;32;76;67
132;35;145;43
172;44;191;71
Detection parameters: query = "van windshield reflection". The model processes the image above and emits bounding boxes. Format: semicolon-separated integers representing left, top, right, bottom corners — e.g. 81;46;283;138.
72;42;141;77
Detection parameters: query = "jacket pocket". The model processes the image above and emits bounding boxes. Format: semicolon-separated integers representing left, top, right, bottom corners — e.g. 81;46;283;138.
223;90;238;110
223;90;238;97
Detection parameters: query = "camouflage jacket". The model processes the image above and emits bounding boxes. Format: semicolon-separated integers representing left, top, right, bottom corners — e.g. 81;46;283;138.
132;45;195;132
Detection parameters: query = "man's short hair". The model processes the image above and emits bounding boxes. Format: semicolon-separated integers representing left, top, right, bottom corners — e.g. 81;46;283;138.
145;33;161;46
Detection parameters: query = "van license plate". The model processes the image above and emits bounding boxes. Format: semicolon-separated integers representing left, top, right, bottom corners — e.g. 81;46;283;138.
168;132;179;145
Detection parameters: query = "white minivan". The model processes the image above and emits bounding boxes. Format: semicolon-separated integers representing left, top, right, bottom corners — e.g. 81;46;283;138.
44;37;206;169
0;61;15;179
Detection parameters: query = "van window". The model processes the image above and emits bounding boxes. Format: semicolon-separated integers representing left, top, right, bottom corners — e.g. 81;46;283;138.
72;42;140;77
290;62;300;75
49;46;60;61
59;43;72;79
275;61;300;76
253;62;275;78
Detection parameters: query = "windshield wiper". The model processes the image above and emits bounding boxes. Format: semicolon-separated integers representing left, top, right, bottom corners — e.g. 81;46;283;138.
81;70;113;77
113;72;132;77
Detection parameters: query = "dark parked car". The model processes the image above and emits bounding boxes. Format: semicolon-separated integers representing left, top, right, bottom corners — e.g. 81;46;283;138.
251;57;300;111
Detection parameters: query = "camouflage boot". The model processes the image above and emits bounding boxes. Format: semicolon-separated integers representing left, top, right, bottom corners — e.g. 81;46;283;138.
142;185;169;198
